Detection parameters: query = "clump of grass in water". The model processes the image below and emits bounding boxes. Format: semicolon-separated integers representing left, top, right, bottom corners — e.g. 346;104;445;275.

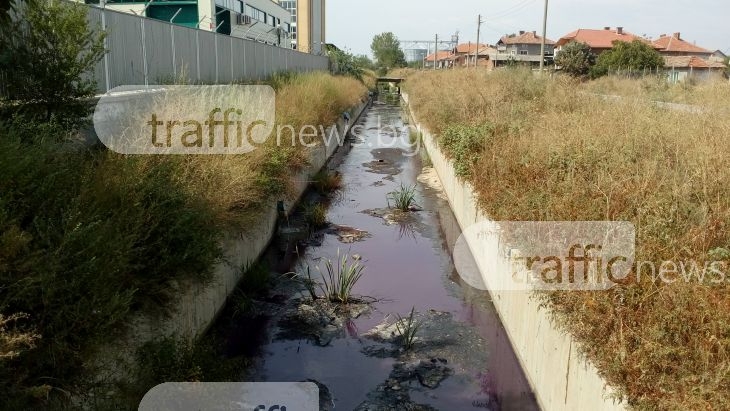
301;202;328;228
312;170;343;195
395;307;421;350
296;251;365;304
387;183;418;211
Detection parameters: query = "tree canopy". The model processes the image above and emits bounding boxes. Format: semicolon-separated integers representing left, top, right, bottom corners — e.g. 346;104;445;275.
592;40;665;77
370;32;407;72
0;0;106;128
554;42;596;77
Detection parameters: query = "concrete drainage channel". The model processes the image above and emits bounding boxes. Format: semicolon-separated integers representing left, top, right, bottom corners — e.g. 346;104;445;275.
209;94;539;410
90;99;371;389
401;93;628;411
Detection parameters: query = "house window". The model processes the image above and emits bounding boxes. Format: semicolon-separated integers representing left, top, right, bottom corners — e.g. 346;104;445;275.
510;50;516;56
519;50;528;55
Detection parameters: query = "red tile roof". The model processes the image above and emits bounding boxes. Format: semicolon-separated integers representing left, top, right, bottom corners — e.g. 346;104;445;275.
454;43;493;54
425;50;453;62
499;31;555;46
653;33;712;55
556;28;653;49
664;56;726;69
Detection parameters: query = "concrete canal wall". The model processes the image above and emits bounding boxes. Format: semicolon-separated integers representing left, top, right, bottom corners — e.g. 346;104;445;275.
94;99;370;377
402;93;627;411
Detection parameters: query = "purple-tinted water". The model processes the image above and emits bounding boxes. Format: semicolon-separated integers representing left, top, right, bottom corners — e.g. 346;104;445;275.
226;99;538;410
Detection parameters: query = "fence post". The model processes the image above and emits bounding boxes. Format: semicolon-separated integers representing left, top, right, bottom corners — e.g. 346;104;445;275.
170;8;182;79
100;1;111;92
141;18;149;86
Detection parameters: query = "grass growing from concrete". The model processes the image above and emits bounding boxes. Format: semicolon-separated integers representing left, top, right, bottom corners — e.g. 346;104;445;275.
312;170;343;195
405;68;730;410
302;202;328;228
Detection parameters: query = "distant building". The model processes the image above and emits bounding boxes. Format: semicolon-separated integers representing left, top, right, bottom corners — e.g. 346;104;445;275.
278;0;325;53
91;0;293;47
451;43;494;67
424;51;453;69
556;27;652;55
665;56;727;82
404;49;428;64
710;50;727;63
652;33;713;58
495;30;554;67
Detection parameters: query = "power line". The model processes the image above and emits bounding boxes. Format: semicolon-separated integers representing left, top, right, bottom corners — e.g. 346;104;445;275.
483;0;537;21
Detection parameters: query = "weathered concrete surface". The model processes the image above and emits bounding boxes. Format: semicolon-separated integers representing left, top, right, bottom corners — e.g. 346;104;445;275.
402;93;627;411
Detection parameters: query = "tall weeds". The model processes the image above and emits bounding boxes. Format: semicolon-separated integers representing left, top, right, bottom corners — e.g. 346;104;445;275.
0;71;367;406
406;68;730;410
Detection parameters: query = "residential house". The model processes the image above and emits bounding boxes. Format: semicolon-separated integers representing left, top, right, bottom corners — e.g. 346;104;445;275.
710;50;727;63
665;56;727;82
424;50;454;69
652;33;712;58
451;43;496;68
556;27;652;55
495;30;555;67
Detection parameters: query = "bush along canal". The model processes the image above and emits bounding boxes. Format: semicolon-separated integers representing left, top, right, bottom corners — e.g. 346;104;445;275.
209;95;538;411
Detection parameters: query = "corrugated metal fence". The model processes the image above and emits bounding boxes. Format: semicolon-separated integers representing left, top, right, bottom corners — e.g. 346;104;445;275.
86;5;328;93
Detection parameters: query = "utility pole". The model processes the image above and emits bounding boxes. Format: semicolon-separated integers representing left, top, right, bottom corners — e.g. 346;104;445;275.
474;14;483;67
539;0;549;73
434;33;438;70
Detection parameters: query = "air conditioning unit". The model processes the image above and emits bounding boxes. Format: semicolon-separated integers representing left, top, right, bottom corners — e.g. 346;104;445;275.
236;14;252;25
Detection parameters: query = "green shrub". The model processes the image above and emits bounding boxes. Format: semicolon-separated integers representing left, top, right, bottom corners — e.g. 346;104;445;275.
439;123;494;178
0;126;221;403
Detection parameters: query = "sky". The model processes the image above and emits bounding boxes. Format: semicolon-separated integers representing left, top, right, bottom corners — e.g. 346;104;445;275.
326;0;729;57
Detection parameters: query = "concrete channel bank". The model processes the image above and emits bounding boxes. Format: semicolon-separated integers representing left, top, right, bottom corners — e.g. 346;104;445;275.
402;93;627;411
94;98;370;376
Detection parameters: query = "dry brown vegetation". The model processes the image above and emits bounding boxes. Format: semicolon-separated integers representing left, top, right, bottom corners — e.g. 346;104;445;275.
405;68;730;410
584;74;730;110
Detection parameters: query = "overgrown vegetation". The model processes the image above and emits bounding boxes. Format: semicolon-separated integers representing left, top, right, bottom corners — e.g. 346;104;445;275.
120;335;245;406
591;40;665;78
387;183;418;211
312;170;343;195
406;67;730;410
0;1;366;402
302;202;328;228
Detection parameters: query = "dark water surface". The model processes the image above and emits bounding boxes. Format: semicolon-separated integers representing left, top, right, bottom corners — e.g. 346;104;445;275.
214;97;539;411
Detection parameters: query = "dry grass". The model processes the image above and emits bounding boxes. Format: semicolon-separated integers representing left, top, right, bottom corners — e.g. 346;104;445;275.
406;68;730;410
388;67;419;79
583;75;730;110
127;72;366;227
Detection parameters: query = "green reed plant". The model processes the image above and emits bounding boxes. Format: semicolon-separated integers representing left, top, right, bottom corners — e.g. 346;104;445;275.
387;183;418;211
394;307;421;350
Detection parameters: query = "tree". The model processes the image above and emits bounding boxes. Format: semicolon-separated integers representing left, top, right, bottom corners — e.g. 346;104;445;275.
327;47;365;80
591;39;665;78
353;54;375;71
555;42;596;77
0;0;106;129
370;32;407;73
